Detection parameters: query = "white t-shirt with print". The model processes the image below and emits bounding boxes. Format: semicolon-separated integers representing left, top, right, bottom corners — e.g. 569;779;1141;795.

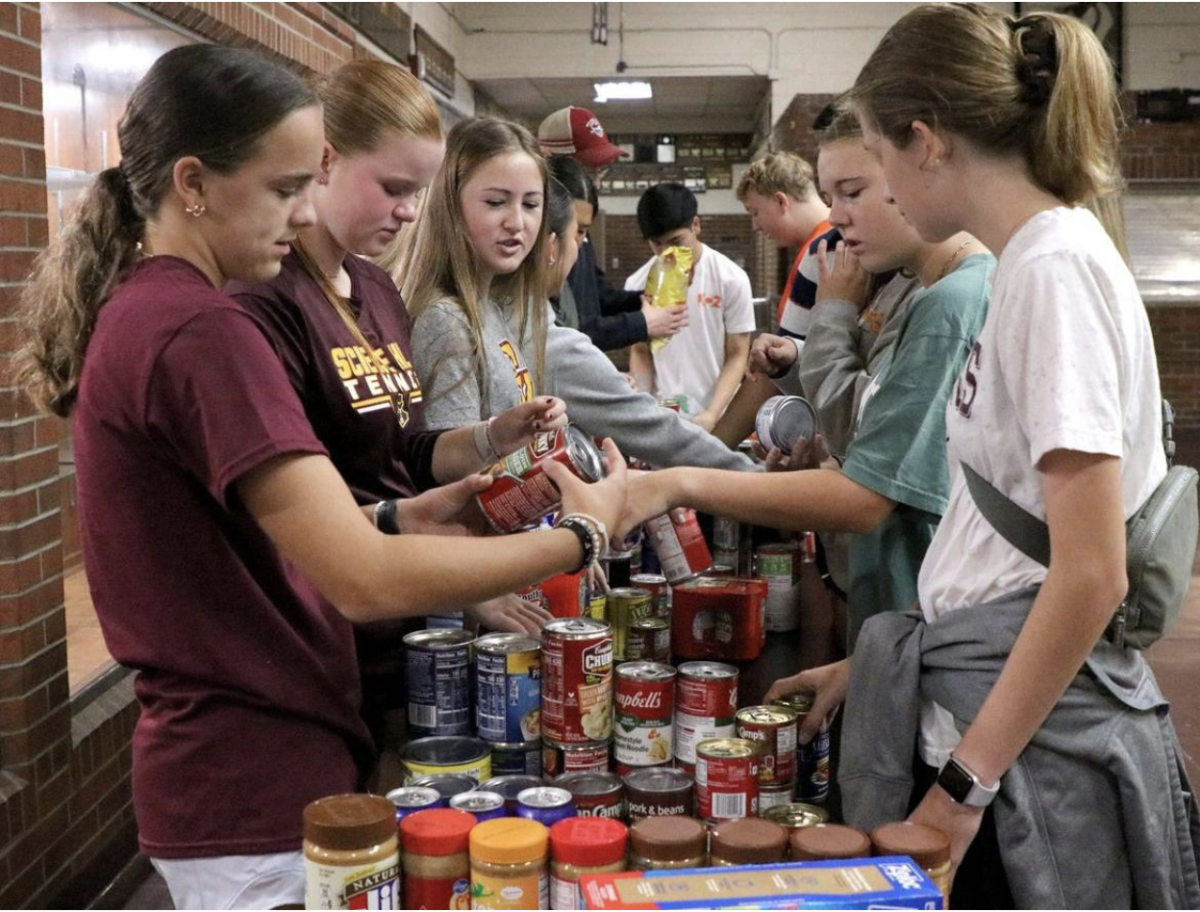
625;243;755;417
916;206;1167;767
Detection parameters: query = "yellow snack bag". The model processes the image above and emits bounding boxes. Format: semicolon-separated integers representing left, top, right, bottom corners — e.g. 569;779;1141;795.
644;245;693;353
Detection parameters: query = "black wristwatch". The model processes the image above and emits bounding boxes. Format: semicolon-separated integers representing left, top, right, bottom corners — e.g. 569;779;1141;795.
937;756;999;808
373;499;402;535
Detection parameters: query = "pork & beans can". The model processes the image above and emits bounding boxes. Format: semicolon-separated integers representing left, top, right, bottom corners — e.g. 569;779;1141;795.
553;771;624;820
622;766;694;820
735;705;799;786
614;662;675;768
475;633;541;744
541;618;613;744
695;738;761;822
403;629;474;736
643;509;712;583
674;661;738;771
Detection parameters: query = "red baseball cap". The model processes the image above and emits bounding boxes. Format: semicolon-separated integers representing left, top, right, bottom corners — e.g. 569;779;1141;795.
538;106;629;169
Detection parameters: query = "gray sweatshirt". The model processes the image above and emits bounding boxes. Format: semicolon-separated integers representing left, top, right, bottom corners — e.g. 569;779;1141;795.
411;296;754;471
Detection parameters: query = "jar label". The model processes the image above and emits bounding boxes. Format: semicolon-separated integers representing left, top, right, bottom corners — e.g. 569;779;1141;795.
305;854;400;910
470;868;548;910
405;874;470;910
550;873;582;911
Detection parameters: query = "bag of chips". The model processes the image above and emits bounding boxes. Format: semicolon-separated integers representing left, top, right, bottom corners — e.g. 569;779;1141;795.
644;245;693;353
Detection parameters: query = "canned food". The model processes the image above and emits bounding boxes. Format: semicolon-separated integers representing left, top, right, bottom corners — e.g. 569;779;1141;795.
480;775;546;814
674;662;739;768
671;578;767;661
622;766;694;819
449;790;508;823
755;395;818;455
403;629;474;736
629;574;671;616
542;570;588;618
696;738;761;822
586;593;606;621
607;588;657;662
541;618;613;744
756;542;802;633
703;564;736;578
476;425;605;533
644;509;713;583
476;633;541;744
553;771;624;820
542;738;611;777
613;759;671;779
757;784;795;813
516;584;547;611
516;786;577;828
401;736;491;785
614;662;675;767
488;740;543;777
626;616;671;663
408;774;479;803
761;802;830;831
602;550;633;589
772;692;830;803
735;705;799;786
385;786;442;824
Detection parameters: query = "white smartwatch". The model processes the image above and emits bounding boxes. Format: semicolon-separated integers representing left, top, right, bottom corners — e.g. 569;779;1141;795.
936;756;1000;808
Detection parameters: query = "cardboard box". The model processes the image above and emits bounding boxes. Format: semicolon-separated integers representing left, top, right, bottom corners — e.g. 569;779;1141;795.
579;856;944;910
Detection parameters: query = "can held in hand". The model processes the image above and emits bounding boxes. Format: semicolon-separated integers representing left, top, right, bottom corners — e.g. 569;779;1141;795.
626;616;671;663
476;425;605;533
541;618;613;744
735;705;799;786
644;509;713;583
448;790;507;823
403;629;474;736
773;692;831;803
401;736;491;785
674;661;739;770
622;766;694;820
696;738;761;822
755;395;818;456
554;771;624;820
756;542;802;633
475;633;541;744
606;587;655;661
542;738;611;777
516;786;577;827
488;740;543;777
614;662;675;768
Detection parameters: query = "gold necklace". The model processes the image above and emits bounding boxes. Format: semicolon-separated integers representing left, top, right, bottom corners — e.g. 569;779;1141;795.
935;238;976;283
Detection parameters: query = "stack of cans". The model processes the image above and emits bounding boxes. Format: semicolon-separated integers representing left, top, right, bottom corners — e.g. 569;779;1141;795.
541;618;615;777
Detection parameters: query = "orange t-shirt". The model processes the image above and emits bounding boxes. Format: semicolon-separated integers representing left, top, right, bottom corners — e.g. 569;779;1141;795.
776;220;833;326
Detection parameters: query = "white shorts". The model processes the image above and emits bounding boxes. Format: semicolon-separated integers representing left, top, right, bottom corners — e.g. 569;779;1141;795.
151;851;304;910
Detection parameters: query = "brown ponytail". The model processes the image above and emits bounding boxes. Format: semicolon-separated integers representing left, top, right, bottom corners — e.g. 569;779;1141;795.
12;45;316;417
854;3;1124;207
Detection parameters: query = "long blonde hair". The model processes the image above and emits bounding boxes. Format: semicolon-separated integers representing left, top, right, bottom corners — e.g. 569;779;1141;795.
854;3;1124;208
399;117;551;402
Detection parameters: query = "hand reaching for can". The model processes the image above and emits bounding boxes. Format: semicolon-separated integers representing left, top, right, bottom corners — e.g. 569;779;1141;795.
611;468;681;544
465;592;551;637
396;473;494;536
545;437;628;539
489;396;568;457
764;658;850;744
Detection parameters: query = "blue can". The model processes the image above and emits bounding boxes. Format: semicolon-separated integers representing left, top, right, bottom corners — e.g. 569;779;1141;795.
475;633;541;744
516;786;576;828
404;629;474;736
449;790;508;822
481;775;546;815
385;786;442;824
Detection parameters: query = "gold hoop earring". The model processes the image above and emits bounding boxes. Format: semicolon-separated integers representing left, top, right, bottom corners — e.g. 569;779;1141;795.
186;203;206;217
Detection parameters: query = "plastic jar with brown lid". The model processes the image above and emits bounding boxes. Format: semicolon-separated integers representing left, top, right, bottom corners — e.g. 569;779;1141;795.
303;794;400;910
629;815;708;870
870;821;952;904
709;817;788;867
790;823;871;861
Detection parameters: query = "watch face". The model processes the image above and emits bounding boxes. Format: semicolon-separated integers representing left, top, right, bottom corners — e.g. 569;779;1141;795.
938;759;976;804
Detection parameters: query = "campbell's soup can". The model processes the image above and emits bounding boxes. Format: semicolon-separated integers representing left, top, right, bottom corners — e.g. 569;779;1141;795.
614;662;675;768
736;706;799;786
674;662;738;768
626;616;671;663
644;509;712;583
773;692;830;803
629;573;671;617
607;588;655;661
756;542;802;633
541;618;613;744
542;738;611;777
553;771;624;820
476;425;605;533
696;737;761;822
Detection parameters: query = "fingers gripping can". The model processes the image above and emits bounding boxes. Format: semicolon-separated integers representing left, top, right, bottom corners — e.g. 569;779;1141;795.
674;662;738;771
614;662;676;768
541;618;614;744
643;509;713;583
476;425;605;533
773;692;830;803
475;634;542;744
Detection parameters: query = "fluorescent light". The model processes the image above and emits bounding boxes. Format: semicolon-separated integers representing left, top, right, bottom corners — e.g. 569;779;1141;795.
593;81;653;103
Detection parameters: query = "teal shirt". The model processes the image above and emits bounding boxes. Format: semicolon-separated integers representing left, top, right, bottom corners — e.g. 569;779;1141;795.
840;253;994;649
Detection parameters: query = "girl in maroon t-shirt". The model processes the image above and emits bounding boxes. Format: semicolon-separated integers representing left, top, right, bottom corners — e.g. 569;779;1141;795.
12;45;626;910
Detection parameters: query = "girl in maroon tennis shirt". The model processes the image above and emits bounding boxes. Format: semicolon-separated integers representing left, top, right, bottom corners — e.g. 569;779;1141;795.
12;45;625;910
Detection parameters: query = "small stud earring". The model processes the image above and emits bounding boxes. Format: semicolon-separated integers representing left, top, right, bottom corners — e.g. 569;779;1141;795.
186;202;206;217
317;174;329;186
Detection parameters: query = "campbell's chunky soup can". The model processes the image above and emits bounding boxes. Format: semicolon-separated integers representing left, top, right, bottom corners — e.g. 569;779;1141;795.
614;662;675;768
476;425;605;533
541;618;613;744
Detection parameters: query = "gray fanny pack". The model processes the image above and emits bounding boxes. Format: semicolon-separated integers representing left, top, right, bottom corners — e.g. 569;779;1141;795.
962;401;1198;650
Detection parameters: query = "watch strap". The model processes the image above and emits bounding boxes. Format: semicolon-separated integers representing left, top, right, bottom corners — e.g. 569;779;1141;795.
937;756;999;808
373;499;402;535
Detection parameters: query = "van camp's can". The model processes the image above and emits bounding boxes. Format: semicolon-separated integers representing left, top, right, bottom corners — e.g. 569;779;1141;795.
626;616;671;663
449;790;508;823
385;786;442;824
614;662;675;768
674;662;739;770
476;425;605;533
696;738;761;822
606;588;655;661
407;774;478;803
541;618;613;744
755;395;818;456
516;787;577;827
403;629;474;736
735;705;799;786
622;766;694;820
475;633;541;744
629;574;671;617
553;771;624;820
644;510;712;583
481;775;546;814
772;692;831;803
401;736;491;785
488;740;543;777
542;738;611;777
756;543;802;633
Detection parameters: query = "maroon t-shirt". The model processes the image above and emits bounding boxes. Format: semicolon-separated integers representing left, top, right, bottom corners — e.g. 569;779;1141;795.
228;252;440;504
74;256;374;858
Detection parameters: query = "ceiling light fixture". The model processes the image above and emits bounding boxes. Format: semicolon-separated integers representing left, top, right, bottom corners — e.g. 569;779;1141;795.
593;80;652;103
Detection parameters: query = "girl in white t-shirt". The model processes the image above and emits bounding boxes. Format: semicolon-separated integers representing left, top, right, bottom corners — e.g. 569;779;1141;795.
846;2;1194;905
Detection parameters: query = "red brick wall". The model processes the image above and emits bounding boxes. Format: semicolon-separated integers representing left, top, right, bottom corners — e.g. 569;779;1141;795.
1149;307;1200;430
